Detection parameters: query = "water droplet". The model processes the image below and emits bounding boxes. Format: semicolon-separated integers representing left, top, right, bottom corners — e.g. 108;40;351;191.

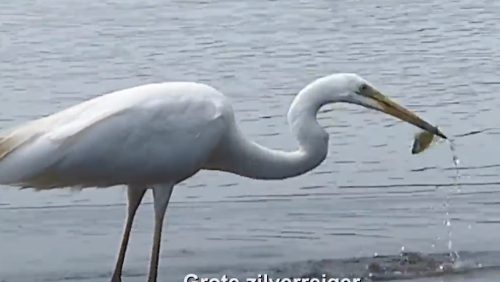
443;140;462;260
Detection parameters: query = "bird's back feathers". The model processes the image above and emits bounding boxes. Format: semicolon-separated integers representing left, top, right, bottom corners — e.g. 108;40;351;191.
0;82;231;189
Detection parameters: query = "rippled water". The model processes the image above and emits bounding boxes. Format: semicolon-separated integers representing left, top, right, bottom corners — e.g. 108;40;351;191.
1;0;500;281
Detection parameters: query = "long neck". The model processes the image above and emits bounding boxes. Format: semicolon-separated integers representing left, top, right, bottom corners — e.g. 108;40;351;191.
212;83;337;180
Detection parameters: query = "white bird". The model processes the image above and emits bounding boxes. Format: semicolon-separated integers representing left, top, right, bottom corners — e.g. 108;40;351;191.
0;73;446;281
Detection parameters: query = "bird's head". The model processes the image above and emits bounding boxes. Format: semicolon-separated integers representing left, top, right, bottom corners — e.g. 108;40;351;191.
322;73;447;139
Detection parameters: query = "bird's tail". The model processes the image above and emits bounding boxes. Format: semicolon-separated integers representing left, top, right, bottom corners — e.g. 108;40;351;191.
0;123;54;187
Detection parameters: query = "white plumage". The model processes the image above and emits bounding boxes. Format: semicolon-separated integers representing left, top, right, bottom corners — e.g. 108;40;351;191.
0;73;445;282
0;82;230;188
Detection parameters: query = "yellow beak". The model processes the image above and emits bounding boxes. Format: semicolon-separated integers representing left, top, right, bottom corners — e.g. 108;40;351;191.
367;87;447;139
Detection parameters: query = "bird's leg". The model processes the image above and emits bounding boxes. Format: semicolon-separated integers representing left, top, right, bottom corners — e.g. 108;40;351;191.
148;183;174;282
111;185;147;282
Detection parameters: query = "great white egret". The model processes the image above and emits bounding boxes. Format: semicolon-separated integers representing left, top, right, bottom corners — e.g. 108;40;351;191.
0;73;446;281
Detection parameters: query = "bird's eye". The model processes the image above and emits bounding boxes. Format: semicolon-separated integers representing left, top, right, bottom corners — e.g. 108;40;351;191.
356;84;368;95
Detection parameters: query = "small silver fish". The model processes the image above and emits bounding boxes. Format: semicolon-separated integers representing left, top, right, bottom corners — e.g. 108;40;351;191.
411;130;437;154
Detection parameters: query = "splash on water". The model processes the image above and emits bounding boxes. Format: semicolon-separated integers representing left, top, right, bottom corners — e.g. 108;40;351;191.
367;251;458;280
270;250;494;281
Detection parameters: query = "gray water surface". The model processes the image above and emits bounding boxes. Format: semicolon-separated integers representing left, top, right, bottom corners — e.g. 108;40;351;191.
1;0;500;281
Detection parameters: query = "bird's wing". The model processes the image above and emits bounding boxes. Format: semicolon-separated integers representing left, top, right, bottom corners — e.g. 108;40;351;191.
0;87;141;187
0;83;229;188
0;103;126;160
0;82;189;160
